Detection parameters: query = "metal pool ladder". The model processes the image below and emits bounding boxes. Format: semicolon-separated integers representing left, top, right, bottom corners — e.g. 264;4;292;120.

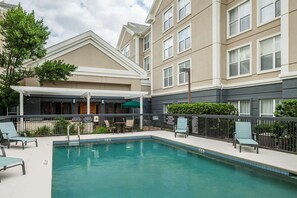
67;125;81;146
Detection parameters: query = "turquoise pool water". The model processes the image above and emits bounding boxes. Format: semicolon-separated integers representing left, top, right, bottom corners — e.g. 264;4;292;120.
52;140;297;198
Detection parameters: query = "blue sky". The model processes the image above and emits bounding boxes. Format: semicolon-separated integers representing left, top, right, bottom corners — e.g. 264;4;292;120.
7;0;153;47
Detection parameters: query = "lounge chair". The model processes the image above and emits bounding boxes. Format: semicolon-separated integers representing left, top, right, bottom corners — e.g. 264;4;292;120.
104;120;116;133
0;145;26;182
124;119;134;132
234;122;259;153
175;117;188;138
0;122;38;150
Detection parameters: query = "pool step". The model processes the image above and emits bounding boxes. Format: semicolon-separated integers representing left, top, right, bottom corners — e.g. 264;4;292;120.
68;140;80;146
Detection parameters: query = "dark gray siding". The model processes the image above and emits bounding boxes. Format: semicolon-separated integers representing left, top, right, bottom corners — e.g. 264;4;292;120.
283;78;297;99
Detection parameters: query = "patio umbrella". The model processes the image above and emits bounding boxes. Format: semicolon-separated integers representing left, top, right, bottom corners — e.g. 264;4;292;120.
122;100;144;108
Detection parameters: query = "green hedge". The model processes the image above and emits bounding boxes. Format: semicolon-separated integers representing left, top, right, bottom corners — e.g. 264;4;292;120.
168;102;238;115
275;100;297;117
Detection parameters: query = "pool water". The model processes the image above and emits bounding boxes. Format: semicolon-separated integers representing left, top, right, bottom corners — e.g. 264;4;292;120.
52;140;297;198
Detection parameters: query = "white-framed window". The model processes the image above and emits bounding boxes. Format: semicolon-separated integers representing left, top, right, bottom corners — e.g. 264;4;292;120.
178;59;191;85
163;103;171;114
164;6;173;32
163;66;173;88
178;0;191;21
121;44;130;57
228;44;251;77
163;36;173;60
178;25;191;53
259;99;282;117
259;0;281;25
143;34;150;51
228;0;251;37
143;56;150;71
230;100;251;116
259;35;281;71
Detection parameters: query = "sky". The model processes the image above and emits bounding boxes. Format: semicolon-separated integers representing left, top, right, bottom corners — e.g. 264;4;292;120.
6;0;153;47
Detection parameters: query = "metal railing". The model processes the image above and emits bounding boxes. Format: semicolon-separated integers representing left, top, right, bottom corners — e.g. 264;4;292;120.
0;113;296;154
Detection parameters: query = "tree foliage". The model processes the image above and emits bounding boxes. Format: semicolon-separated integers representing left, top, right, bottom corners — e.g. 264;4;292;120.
35;60;77;86
0;5;49;107
274;100;297;117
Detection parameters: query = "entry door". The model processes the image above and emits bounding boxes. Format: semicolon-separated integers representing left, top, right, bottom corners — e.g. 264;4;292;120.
79;103;97;114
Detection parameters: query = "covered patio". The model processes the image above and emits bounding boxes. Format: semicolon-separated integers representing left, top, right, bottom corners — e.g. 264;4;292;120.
11;86;148;131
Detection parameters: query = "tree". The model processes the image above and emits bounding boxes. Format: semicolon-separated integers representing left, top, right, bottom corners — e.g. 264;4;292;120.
35;60;77;86
0;5;76;111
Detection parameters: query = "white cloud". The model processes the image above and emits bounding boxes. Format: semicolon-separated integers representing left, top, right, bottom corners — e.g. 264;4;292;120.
6;0;153;47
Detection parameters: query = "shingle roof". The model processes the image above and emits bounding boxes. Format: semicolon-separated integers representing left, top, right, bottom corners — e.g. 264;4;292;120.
125;22;149;35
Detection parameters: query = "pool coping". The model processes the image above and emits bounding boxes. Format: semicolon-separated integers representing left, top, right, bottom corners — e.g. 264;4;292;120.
53;135;297;182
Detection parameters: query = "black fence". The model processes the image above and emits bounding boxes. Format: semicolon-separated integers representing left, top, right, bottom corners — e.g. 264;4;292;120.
0;113;296;154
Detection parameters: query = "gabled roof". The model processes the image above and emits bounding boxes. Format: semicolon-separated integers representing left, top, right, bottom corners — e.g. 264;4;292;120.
0;1;17;10
116;22;150;49
25;31;148;79
146;0;162;23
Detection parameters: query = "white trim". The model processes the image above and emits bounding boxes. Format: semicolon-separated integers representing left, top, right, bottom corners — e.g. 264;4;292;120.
279;71;297;80
257;33;281;74
135;36;140;65
257;0;281;27
177;23;192;54
150;24;154;95
212;0;221;87
163;35;174;61
177;0;192;23
121;43;130;58
229;100;251;116
226;0;252;39
162;5;174;33
177;58;192;86
259;98;282;117
281;0;289;74
226;42;252;79
162;65;174;89
143;32;151;52
146;0;162;23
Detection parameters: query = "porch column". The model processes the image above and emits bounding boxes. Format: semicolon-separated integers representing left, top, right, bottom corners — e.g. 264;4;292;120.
19;92;24;132
140;95;143;130
87;92;91;132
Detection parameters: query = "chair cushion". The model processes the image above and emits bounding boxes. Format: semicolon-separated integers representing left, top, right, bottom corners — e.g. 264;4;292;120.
237;138;258;146
9;136;36;142
175;129;186;133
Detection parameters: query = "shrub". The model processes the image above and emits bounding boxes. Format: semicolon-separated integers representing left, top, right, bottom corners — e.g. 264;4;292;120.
94;126;109;134
275;100;297;117
35;126;52;136
53;117;70;135
168;102;238;115
69;123;85;135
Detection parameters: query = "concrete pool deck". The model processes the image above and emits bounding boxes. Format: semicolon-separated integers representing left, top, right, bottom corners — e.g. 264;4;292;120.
1;131;297;198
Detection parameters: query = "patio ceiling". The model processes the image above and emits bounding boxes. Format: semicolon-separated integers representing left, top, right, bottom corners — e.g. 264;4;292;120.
11;86;148;99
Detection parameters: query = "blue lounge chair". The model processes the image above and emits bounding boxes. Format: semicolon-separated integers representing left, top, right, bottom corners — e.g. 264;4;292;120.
234;122;259;153
0;145;26;182
174;117;188;138
0;122;38;150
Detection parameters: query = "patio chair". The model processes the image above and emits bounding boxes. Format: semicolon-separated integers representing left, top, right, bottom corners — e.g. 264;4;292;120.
234;122;259;154
175;117;188;138
124;119;134;132
0;122;38;150
104;120;116;133
0;145;26;182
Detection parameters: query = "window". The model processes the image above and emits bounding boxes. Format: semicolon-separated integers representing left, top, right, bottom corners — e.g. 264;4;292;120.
178;26;191;53
228;45;250;77
228;0;251;37
259;35;281;71
260;99;282;117
163;103;171;114
121;44;130;57
164;7;173;31
259;0;281;24
143;34;150;51
178;60;190;84
164;37;173;59
230;100;250;116
143;56;150;71
163;67;173;88
178;0;191;21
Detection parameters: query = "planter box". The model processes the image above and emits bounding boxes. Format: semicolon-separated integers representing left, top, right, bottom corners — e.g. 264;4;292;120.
258;133;276;148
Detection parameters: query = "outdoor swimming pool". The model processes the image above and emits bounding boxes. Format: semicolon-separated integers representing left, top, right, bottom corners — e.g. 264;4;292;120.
52;139;297;198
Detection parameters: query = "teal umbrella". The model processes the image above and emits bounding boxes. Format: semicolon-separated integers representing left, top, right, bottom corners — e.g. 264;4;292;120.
122;100;144;108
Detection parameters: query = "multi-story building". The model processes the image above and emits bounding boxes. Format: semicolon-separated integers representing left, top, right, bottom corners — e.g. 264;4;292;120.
139;0;297;117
